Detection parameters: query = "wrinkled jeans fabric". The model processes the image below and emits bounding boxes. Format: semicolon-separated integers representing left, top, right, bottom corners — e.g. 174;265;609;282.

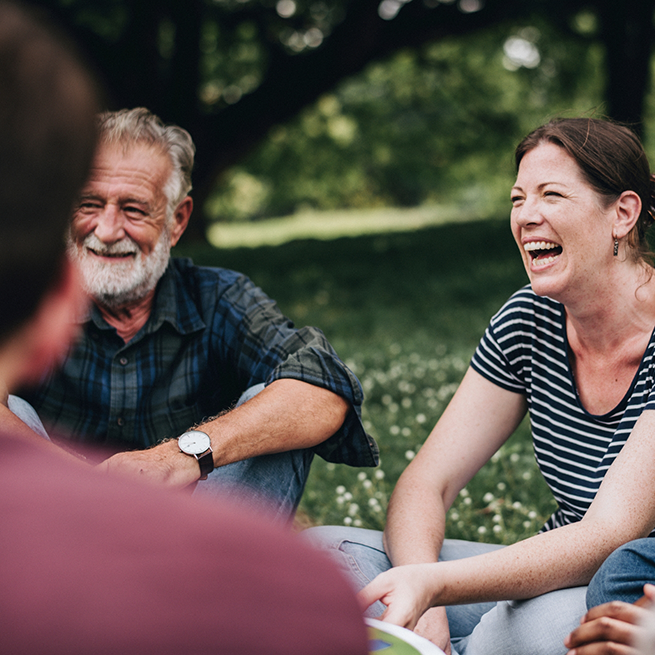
8;394;50;440
9;385;311;523
303;525;587;655
587;538;655;608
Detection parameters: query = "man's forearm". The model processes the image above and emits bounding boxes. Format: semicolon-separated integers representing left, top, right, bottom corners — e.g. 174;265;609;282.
199;378;349;467
100;378;350;488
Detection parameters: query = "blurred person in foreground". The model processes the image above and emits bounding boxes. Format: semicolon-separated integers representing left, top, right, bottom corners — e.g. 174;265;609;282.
14;105;377;521
0;3;368;653
306;117;655;655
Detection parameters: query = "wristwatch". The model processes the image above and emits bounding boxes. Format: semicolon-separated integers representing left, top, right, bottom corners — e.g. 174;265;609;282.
177;430;214;480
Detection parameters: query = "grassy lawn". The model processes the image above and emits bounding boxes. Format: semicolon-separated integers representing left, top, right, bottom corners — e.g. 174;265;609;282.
174;216;558;544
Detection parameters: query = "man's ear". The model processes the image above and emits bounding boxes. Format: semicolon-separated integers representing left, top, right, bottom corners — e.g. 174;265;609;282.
170;196;193;247
9;259;87;387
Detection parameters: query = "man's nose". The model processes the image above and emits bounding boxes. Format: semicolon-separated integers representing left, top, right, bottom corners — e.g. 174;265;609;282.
93;205;126;243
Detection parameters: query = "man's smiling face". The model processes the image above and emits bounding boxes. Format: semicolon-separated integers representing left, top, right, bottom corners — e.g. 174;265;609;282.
67;141;174;309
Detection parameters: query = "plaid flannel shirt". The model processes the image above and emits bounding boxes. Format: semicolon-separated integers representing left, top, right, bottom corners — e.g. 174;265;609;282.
24;258;378;466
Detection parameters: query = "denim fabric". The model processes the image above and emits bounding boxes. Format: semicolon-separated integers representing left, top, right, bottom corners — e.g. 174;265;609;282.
7;394;50;440
303;525;587;655
587;538;655;608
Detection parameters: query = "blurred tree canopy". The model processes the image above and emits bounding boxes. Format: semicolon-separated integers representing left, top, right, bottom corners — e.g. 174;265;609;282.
29;0;655;237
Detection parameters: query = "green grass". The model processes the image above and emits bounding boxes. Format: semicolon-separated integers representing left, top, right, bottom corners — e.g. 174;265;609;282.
174;216;558;544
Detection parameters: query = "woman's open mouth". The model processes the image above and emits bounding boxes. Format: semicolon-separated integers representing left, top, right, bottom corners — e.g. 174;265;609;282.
524;240;562;268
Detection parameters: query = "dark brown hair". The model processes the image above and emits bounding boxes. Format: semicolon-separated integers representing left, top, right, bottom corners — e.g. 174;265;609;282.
0;2;98;341
515;118;655;264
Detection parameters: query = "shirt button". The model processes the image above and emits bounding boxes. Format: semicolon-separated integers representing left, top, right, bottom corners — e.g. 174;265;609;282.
117;417;124;427
119;357;128;366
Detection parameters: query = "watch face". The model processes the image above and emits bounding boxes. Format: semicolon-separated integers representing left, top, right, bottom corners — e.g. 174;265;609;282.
178;430;211;455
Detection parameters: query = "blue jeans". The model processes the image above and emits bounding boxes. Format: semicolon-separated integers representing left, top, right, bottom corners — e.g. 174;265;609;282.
9;386;312;523
303;526;587;655
587;538;655;608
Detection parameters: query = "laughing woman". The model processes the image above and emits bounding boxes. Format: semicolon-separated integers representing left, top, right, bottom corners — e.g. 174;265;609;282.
305;118;655;655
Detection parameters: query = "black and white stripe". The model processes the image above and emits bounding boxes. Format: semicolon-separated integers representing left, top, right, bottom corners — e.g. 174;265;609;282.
471;285;655;531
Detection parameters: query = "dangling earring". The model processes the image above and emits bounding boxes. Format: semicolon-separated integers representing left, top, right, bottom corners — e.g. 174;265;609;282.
613;237;619;256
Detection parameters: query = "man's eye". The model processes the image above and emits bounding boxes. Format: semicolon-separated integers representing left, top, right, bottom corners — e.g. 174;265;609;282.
78;202;101;212
124;207;147;217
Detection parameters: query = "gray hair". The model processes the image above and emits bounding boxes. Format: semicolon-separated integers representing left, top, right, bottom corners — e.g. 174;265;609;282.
96;108;195;217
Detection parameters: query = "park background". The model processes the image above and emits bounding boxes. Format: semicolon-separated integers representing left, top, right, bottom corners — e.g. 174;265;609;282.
32;0;655;542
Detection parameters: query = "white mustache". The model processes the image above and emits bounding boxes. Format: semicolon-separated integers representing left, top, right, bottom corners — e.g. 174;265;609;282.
83;233;138;256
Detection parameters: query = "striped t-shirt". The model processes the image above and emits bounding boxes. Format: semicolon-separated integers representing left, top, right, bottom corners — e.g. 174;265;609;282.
470;285;655;531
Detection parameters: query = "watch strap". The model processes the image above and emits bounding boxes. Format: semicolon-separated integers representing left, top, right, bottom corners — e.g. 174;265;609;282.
197;449;214;479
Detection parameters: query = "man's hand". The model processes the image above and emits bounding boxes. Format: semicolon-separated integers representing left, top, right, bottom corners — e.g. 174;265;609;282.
565;585;655;654
97;439;200;489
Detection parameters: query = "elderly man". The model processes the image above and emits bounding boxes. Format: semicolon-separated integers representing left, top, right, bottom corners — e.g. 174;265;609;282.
21;107;377;517
0;3;369;652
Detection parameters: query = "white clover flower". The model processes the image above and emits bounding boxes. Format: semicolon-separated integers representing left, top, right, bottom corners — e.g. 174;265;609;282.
528;511;537;519
497;482;506;491
463;497;472;506
336;485;346;494
450;511;459;521
416;413;427;424
401;397;412;408
522;471;532;480
363;480;372;489
401;427;411;437
354;519;362;527
483;492;495;504
390;425;400;435
405;450;416;460
344;516;353;525
460;488;469;497
336;496;345;505
374;470;385;480
389;403;399;413
523;520;531;529
512;501;522;510
344;492;353;501
492;514;502;523
357;472;367;481
493;524;502;534
368;498;379;507
348;503;360;516
478;526;487;535
382;394;393;406
510;453;520;463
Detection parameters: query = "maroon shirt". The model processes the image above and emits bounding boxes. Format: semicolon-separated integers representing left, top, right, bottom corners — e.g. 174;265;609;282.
0;435;368;654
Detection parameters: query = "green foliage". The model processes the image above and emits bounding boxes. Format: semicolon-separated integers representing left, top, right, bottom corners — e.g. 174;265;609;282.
206;20;604;222
174;217;558;545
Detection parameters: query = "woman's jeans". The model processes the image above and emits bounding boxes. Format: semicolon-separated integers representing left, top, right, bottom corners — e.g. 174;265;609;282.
303;526;587;655
587;538;655;608
8;385;311;523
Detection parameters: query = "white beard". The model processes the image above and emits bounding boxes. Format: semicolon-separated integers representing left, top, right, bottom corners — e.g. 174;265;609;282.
67;226;171;309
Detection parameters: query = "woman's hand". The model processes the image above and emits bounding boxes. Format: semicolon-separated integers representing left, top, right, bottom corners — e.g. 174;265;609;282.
358;563;441;631
564;585;655;654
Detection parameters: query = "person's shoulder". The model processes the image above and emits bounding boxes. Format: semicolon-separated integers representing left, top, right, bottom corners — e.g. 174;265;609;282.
170;257;255;302
498;285;560;315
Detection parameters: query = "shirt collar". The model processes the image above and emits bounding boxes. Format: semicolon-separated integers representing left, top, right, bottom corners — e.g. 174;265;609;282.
82;258;206;337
